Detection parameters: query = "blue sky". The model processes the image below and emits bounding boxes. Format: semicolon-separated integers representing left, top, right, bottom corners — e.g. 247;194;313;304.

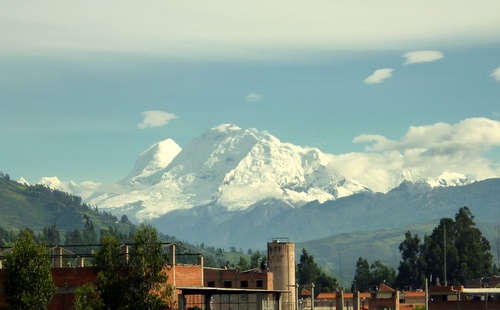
1;1;500;186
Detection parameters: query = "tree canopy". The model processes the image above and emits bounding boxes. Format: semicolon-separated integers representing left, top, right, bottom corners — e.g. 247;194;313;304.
85;224;175;309
3;230;55;310
351;257;396;292
396;206;492;288
297;248;338;293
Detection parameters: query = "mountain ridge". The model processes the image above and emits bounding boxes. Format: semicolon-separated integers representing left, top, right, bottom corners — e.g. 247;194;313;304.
30;123;493;250
85;124;372;221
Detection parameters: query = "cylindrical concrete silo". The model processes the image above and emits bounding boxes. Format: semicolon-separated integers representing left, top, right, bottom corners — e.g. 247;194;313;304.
267;237;296;310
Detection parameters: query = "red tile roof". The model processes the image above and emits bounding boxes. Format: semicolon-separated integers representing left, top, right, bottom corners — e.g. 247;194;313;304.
379;284;395;291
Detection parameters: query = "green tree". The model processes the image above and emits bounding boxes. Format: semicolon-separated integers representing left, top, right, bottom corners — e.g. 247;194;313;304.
3;230;55;309
370;260;396;288
100;226;132;244
396;231;424;289
238;256;250;271
423;207;491;285
297;249;322;286
73;284;105;310
297;248;337;293
94;233;125;309
453;206;492;283
351;258;396;292
82;215;97;245
125;224;174;309
351;257;371;292
396;206;493;287
94;225;175;309
316;272;338;293
41;224;61;246
250;251;263;269
64;228;83;245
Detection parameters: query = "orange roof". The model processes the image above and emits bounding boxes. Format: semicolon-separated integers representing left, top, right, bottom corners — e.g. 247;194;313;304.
379;284;395;291
316;292;370;300
301;288;311;296
317;293;336;299
403;291;425;298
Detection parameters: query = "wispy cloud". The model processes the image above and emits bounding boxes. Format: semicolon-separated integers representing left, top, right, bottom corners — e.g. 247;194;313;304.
246;93;263;102
364;68;394;84
329;118;500;192
491;66;500;82
403;50;444;65
137;110;177;129
2;2;500;60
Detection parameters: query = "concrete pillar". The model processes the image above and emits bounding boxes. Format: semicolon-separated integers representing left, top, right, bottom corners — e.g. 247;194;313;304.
336;291;344;310
311;284;315;310
199;255;204;284
77;257;85;267
120;244;129;265
170;244;176;286
394;291;400;310
54;246;63;268
353;291;360;310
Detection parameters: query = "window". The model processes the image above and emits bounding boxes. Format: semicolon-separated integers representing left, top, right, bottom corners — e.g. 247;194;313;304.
224;281;232;288
256;280;263;288
207;281;215;287
241;280;248;288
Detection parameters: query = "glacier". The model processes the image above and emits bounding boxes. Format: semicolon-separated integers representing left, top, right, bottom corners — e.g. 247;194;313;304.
34;124;477;223
86;124;369;221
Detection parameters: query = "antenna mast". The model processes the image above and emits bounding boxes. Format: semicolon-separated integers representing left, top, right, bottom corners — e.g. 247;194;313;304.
444;223;447;286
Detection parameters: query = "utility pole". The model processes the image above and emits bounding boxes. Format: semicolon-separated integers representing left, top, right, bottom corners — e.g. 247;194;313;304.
338;249;342;289
311;283;315;310
444;223;447;286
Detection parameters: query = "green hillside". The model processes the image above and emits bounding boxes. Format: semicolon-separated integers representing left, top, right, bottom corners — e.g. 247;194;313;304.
0;172;234;267
295;223;438;288
0;172;133;240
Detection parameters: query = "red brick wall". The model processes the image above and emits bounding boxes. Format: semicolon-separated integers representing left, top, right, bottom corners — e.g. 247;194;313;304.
203;268;272;289
0;267;97;310
0;263;203;309
167;264;204;287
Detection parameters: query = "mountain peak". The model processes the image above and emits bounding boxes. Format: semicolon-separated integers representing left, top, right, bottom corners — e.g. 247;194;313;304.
38;176;62;188
212;123;242;133
86;124;371;220
121;138;181;186
426;172;470;188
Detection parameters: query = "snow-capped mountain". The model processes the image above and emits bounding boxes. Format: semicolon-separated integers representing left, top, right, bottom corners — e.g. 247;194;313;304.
426;172;471;188
28;123;498;249
120;138;181;186
87;124;370;221
37;176;99;200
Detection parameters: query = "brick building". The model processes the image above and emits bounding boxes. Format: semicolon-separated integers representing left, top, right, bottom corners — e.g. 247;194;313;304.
0;243;284;310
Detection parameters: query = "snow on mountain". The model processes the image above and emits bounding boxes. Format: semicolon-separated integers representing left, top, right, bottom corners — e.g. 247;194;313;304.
37;176;99;200
88;124;371;221
218;133;367;209
426;172;471;188
33;124;481;224
120;138;181;186
17;177;29;186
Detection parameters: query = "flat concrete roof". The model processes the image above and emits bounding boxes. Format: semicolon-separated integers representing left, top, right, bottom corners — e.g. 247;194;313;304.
176;287;289;295
462;288;500;294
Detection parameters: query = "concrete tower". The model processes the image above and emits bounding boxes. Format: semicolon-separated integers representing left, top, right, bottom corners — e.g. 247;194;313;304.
267;237;296;310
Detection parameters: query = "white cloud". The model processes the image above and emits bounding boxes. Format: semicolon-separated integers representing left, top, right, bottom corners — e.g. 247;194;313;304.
364;68;394;84
137;111;177;129
246;93;263;102
329;118;500;192
491;67;500;82
2;1;500;60
403;50;444;65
